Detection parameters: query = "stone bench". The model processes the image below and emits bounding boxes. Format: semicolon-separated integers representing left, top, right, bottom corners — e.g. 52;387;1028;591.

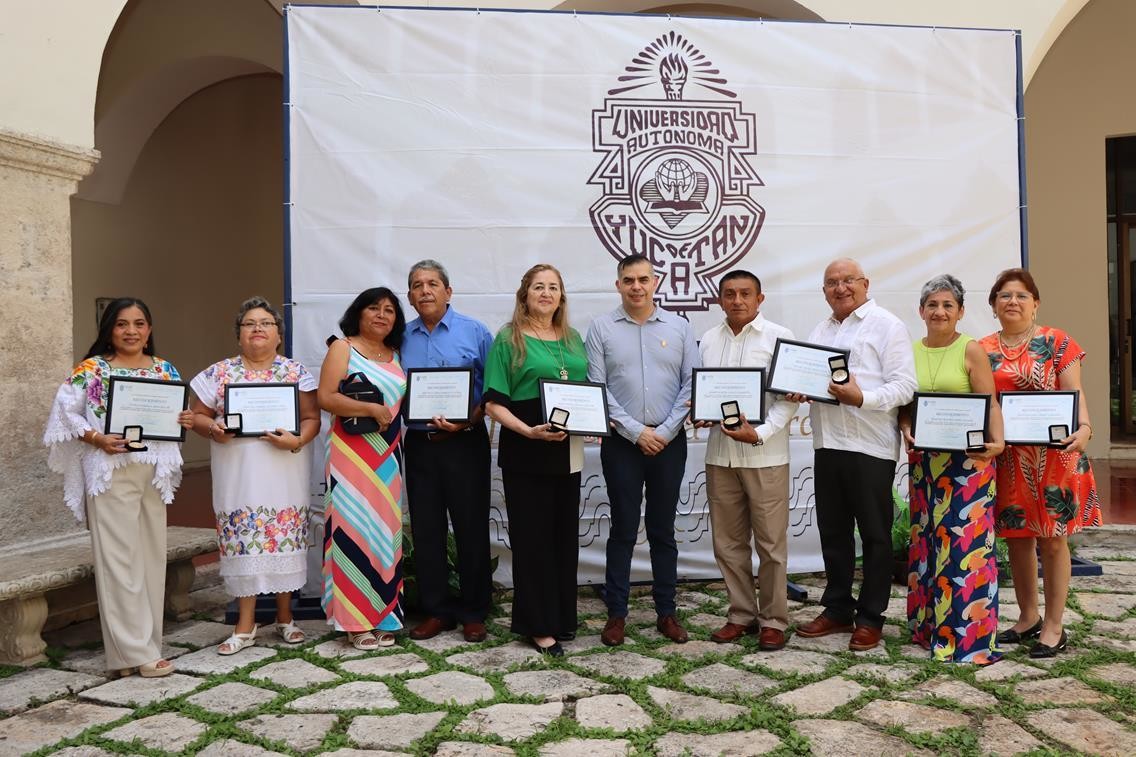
0;526;217;666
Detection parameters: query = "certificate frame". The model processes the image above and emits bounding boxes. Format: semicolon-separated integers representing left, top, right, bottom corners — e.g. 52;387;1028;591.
690;368;766;424
104;376;189;442
766;338;850;405
223;383;301;438
404;367;475;423
1000;390;1079;447
538;379;611;437
911;392;991;453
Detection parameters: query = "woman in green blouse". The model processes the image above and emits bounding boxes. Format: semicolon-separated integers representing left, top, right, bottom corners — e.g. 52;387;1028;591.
484;264;587;657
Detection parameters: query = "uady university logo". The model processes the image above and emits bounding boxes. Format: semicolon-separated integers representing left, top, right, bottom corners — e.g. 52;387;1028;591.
589;31;765;313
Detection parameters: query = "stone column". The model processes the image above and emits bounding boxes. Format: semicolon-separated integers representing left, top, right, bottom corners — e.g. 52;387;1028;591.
0;128;98;549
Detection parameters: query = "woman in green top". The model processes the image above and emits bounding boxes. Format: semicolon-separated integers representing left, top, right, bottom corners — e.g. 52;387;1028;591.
899;274;1005;664
484;264;587;657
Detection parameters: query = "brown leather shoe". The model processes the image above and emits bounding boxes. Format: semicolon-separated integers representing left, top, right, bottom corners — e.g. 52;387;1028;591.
601;617;626;647
462;622;487;643
796;614;854;638
758;627;787;651
710;622;758;643
409;617;457;640
848;624;882;651
657;615;689;643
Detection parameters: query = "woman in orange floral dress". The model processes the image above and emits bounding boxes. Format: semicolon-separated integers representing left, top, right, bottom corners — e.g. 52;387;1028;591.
979;269;1101;658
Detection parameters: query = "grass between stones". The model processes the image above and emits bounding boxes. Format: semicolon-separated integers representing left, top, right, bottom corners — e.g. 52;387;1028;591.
5;573;1134;756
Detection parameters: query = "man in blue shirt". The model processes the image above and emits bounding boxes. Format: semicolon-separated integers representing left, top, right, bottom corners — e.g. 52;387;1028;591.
401;260;494;642
585;254;700;646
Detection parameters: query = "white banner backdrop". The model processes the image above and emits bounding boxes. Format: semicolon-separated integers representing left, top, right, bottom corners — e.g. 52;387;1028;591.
286;7;1022;590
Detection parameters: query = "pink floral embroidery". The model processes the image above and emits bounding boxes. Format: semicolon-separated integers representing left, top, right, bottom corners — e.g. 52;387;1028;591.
216;505;310;556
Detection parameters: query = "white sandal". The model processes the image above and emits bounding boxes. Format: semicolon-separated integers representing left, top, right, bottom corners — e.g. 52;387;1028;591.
218;625;258;655
276;620;305;644
346;631;379;650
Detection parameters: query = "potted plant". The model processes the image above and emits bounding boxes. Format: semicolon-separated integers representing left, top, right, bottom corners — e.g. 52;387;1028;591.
891;488;911;585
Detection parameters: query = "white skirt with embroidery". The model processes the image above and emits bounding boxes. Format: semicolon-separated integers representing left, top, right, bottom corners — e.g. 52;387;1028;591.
211;437;312;597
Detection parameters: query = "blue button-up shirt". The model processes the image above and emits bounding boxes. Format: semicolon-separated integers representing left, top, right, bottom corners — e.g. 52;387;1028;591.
401;306;493;431
585;305;700;443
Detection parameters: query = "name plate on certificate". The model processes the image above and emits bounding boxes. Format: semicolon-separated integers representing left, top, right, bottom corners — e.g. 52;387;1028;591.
911;392;991;452
538;379;611;437
766;338;850;404
405;368;474;423
1001;390;1079;446
224;383;300;437
690;368;765;424
104;377;189;442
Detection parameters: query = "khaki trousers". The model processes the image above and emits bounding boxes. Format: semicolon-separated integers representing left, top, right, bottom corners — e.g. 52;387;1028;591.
87;463;167;670
706;463;790;630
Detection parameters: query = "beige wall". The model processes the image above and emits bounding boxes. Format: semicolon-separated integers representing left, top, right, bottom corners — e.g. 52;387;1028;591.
1024;0;1126;455
71;73;284;468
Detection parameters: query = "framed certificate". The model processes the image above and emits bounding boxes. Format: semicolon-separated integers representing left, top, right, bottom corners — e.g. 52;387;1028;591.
1001;390;1079;446
911;392;991;453
104;377;189;442
405;368;474;423
538;379;611;437
223;383;301;437
766;338;850;404
691;368;765;424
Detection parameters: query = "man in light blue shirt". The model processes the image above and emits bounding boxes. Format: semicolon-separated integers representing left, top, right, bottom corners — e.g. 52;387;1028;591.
585;254;700;646
401;260;494;643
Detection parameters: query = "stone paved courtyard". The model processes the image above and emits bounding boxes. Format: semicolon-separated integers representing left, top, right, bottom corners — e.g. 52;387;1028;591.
1;544;1135;756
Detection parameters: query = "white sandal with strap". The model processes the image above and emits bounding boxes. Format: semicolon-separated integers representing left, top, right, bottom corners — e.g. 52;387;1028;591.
276;620;305;644
218;625;258;655
347;631;380;650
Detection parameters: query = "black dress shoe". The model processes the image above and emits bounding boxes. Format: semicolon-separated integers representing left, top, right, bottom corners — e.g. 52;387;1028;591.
531;638;564;657
995;618;1042;645
555;632;576;642
1029;629;1068;659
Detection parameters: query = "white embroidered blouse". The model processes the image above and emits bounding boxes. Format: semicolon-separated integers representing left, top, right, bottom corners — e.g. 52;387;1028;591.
43;355;185;522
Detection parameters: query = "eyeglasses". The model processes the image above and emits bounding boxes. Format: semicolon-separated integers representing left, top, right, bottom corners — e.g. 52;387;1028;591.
995;292;1033;303
823;276;865;290
240;320;279;331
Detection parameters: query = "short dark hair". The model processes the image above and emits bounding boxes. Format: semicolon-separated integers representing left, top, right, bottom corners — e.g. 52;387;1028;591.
338;287;406;349
617;254;653;275
233;296;284;338
988;268;1040;306
84;297;155;360
718;270;762;295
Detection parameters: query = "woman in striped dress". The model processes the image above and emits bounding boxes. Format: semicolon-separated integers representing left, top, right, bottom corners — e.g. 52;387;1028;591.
317;288;407;649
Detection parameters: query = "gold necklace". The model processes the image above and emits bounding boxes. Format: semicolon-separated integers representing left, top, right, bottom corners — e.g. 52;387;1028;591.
532;322;568;380
998;325;1035;360
922;332;959;392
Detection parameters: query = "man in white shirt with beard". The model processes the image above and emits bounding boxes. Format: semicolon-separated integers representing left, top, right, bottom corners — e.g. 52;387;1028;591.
790;258;916;652
697;270;798;651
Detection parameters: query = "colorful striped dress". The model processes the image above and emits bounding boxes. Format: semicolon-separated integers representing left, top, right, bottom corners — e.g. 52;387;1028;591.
322;346;406;633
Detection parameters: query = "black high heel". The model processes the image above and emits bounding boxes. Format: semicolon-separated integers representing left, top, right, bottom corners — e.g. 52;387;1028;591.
995;618;1042;645
1029;629;1068;659
531;638;564;657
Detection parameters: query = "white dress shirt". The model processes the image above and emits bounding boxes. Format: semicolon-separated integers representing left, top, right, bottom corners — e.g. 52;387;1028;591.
699;314;798;468
806;299;916;462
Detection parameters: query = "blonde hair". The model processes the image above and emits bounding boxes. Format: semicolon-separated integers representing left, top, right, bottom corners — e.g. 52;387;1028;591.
504;263;576;369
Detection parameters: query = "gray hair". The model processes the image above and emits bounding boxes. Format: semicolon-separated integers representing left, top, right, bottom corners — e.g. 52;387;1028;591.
919;274;966;308
233;296;284;337
408;259;450;289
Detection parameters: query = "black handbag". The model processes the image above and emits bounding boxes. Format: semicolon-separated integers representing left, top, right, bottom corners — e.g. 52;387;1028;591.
338;371;384;435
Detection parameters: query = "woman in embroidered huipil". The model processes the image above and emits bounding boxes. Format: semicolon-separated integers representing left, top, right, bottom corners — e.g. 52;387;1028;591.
189;297;321;655
317;287;407;650
44;298;194;678
899;275;1005;665
980;268;1101;658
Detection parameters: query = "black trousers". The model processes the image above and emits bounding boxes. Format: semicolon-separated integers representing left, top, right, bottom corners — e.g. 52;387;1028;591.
813;448;896;629
502;469;580;637
601;432;686;618
404;426;492;623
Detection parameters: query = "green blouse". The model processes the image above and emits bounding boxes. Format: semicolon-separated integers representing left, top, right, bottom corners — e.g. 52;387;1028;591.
914;334;972;393
484;329;588;401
